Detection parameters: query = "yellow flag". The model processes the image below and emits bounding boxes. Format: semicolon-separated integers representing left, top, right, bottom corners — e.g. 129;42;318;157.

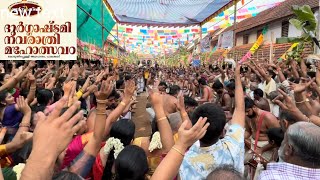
279;43;299;61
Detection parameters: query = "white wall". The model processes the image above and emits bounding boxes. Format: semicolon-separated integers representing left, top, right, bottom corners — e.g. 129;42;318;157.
236;35;243;46
288;23;302;37
263;22;282;43
248;32;257;43
235;19;306;45
236;21;281;45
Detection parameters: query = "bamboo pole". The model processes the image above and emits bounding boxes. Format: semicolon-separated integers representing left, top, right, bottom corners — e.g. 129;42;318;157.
270;32;274;63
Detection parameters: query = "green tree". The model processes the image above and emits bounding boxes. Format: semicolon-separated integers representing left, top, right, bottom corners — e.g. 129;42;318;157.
287;5;318;62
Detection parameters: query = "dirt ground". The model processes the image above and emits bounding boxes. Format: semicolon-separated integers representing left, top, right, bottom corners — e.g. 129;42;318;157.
131;93;152;138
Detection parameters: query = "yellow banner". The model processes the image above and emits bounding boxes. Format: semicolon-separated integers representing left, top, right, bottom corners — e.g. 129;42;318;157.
218;49;230;61
222;49;230;57
249;34;264;54
279;43;299;61
113;58;118;67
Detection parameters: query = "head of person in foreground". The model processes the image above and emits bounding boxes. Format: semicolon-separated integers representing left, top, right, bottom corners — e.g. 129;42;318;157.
278;122;320;168
191;103;226;146
206;165;245;180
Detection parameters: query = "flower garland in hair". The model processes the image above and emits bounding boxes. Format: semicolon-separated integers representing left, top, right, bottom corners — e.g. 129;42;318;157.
12;163;25;179
104;137;124;159
148;131;162;152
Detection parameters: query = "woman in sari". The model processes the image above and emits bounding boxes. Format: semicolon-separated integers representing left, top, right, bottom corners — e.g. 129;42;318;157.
93;118;135;180
0;90;24;140
0;96;33;167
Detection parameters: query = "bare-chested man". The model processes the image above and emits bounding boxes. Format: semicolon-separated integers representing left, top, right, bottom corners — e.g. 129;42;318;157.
146;84;180;121
306;86;320;115
177;75;185;89
244;97;280;161
253;88;270;112
163;85;181;116
212;80;232;112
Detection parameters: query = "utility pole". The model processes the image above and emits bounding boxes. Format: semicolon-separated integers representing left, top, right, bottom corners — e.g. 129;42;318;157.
101;0;104;64
233;0;237;61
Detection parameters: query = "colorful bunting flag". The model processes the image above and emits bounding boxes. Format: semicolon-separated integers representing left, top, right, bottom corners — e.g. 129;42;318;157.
126;28;133;33
239;26;268;64
140;29;147;34
191;29;199;33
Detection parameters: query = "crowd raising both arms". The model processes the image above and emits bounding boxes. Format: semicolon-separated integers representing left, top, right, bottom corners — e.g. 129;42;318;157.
0;58;318;180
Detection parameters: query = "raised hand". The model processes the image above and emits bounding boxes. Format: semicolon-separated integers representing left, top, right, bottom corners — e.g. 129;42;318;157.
87;84;98;93
176;117;209;149
290;60;297;68
273;89;297;112
95;71;105;84
106;74;116;82
268;63;277;69
58;64;65;71
94;80;113;100
289;78;315;93
235;62;241;77
88;74;95;79
16;96;31;115
175;92;185;111
124;80;136;99
148;85;163;106
27;73;36;82
31;97;85;158
310;82;320;93
63;81;76;98
27;61;36;68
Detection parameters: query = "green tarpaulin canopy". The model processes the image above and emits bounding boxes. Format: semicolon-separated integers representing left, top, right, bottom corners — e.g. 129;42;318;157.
77;0;116;48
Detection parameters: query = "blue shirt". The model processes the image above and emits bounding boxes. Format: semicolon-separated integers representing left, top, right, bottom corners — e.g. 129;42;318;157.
179;124;245;180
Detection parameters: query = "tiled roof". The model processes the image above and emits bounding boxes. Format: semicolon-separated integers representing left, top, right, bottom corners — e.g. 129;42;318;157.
235;0;319;33
210;42;314;61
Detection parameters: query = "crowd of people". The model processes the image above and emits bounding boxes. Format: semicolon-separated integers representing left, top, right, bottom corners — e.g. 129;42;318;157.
0;58;319;180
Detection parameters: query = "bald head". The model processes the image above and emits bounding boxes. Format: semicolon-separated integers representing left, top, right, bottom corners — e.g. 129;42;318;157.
286;122;320;166
206;165;244;180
